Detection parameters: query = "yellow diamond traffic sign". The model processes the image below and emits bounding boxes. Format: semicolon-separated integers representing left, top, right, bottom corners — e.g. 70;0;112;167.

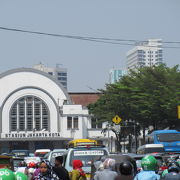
112;115;122;124
178;105;180;119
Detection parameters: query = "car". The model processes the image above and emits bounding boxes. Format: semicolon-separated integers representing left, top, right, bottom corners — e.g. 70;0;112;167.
12;157;24;171
11;150;30;157
64;146;109;180
34;149;51;157
43;149;67;165
24;156;41;165
137;144;165;155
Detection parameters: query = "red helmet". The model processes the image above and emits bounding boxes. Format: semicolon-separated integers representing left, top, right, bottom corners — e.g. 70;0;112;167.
28;162;36;168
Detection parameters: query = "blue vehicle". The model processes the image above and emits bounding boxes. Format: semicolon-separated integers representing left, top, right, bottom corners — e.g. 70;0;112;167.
11;150;30;157
147;130;180;152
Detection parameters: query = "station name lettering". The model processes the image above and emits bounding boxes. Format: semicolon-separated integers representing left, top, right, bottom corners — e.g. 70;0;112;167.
4;132;60;138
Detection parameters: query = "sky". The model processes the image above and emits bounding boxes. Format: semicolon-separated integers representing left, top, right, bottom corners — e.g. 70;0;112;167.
0;0;179;92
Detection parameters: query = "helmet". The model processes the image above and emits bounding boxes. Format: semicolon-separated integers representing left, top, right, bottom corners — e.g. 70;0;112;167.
168;162;180;173
14;172;28;180
28;162;36;168
119;161;133;175
0;168;15;180
141;155;157;171
102;158;116;169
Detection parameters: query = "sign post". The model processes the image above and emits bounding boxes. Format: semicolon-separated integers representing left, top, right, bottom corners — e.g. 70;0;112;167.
112;115;122;152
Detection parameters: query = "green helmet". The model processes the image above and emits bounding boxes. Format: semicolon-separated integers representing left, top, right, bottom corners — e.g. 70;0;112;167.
14;172;28;180
0;168;15;180
141;155;157;171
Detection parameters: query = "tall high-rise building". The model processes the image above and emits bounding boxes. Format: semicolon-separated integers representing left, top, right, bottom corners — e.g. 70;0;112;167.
109;68;127;84
33;63;67;89
126;39;163;71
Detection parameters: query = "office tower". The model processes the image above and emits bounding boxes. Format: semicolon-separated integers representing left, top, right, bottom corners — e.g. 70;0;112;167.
109;68;127;84
33;63;67;89
126;39;163;71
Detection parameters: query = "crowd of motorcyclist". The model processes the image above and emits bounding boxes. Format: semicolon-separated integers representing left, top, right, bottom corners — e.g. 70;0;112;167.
0;154;180;180
93;154;180;180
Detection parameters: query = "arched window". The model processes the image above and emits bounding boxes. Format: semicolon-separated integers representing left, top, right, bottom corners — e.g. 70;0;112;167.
10;96;49;132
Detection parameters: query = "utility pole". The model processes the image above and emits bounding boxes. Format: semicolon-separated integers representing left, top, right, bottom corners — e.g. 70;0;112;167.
133;120;137;153
107;123;110;152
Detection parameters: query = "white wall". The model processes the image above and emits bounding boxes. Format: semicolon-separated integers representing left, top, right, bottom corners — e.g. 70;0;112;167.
0;71;67;107
1;88;58;133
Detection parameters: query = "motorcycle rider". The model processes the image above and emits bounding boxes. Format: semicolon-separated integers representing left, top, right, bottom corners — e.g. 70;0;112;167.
134;155;160;180
0;168;16;180
162;161;180;180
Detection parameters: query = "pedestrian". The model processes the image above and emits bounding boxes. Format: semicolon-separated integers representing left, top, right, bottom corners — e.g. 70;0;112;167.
134;155;160;180
91;156;106;180
14;172;28;180
34;160;59;180
94;158;118;180
69;160;87;180
28;162;36;180
0;168;16;180
16;161;29;176
53;156;70;180
32;163;40;180
114;161;134;180
161;157;175;178
115;155;137;176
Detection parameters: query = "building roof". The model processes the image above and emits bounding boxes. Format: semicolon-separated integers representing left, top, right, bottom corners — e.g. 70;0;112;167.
69;92;101;107
0;68;71;103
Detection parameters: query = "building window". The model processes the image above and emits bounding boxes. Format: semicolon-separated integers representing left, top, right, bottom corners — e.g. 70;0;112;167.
67;117;72;129
10;96;49;132
73;117;79;129
58;72;67;76
67;116;79;129
48;72;53;75
91;118;102;129
58;77;67;81
61;82;67;86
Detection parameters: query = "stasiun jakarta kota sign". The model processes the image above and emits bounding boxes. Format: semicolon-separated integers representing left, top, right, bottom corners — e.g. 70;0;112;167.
1;132;61;138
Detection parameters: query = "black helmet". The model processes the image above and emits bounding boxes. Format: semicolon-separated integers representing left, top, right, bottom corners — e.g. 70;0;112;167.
168;162;180;173
119;161;133;175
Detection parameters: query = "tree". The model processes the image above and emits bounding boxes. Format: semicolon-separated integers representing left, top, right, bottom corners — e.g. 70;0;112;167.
88;64;180;151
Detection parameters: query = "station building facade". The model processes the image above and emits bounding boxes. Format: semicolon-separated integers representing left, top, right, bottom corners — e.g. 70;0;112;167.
0;68;116;153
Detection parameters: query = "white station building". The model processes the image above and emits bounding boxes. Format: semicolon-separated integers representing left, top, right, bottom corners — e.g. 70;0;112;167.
0;68;116;153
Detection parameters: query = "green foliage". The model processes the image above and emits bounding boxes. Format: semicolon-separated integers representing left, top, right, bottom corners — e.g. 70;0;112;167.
88;64;180;131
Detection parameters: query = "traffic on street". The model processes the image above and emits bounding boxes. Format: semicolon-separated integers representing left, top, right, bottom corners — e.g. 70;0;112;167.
0;135;180;180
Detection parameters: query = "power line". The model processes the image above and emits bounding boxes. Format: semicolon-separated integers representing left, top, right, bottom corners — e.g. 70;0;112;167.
0;26;180;48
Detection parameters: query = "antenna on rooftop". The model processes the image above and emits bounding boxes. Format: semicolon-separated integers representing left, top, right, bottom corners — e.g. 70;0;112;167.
86;85;99;92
